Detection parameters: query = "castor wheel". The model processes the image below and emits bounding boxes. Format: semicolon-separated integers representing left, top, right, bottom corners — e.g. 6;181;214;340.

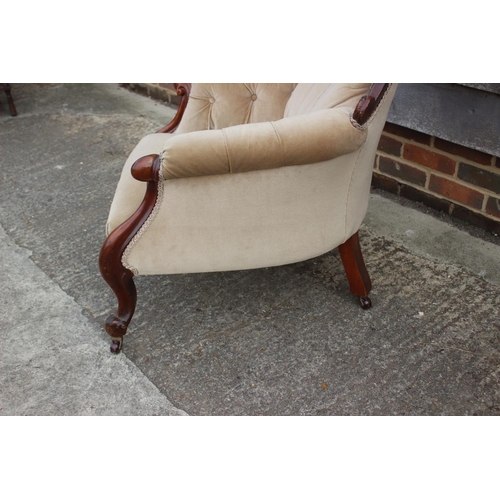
359;296;372;309
110;338;123;354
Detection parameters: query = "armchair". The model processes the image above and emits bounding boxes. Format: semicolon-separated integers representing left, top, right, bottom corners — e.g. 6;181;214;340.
100;83;397;353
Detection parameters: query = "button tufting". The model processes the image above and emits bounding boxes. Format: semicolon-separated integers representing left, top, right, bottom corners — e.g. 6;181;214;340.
251;94;257;101
209;97;215;104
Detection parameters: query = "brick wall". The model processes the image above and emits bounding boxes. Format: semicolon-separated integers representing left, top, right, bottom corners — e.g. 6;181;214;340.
373;123;500;234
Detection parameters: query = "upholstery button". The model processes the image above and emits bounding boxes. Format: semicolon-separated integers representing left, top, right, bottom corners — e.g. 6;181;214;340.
209;97;215;104
251;94;257;101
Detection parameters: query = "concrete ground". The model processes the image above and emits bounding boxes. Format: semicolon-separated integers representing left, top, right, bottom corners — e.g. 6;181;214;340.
1;83;499;416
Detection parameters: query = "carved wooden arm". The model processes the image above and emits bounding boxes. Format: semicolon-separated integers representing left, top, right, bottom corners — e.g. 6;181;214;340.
99;81;191;353
156;83;191;133
352;83;390;126
99;154;162;353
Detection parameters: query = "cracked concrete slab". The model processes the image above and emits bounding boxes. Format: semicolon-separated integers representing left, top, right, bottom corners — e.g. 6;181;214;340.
0;224;186;415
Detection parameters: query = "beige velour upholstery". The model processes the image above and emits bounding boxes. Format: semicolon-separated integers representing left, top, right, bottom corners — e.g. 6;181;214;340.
107;83;397;275
160;108;368;180
175;83;297;133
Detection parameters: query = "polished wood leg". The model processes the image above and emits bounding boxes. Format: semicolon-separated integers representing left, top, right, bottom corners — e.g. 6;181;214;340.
99;246;137;353
99;154;162;353
338;231;373;309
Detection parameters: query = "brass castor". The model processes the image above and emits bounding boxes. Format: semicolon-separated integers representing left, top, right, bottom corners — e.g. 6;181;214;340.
110;337;123;354
359;296;372;309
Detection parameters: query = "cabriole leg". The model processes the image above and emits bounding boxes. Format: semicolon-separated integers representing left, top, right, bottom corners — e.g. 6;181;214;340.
99;246;137;354
338;231;372;309
99;154;162;353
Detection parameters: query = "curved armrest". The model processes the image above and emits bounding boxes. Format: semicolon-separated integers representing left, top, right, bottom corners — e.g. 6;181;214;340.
156;83;191;133
160;107;367;180
352;83;390;126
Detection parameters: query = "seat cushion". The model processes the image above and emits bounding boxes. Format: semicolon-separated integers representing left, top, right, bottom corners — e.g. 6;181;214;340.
175;83;297;133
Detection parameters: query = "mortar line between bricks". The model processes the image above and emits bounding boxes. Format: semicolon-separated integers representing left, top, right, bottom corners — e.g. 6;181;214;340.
381;131;499;173
377;174;480;210
374;166;500;217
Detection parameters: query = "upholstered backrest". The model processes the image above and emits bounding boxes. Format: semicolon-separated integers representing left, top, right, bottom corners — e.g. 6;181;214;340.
284;83;371;116
175;83;297;133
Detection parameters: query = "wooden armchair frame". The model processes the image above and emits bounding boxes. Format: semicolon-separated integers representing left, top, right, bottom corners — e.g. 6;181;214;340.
99;83;390;353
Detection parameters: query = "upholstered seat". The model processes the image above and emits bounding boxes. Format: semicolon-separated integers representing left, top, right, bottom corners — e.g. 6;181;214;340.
100;83;397;353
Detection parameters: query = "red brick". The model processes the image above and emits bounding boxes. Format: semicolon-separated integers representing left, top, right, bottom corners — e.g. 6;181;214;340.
383;123;431;145
451;204;500;233
428;175;484;210
403;144;456;175
372;171;401;195
434;137;493;166
457;163;500;194
485;196;500;219
378;156;427;187
377;134;403;156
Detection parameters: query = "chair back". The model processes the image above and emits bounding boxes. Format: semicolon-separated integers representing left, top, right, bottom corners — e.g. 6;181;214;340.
175;83;297;133
284;83;371;116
